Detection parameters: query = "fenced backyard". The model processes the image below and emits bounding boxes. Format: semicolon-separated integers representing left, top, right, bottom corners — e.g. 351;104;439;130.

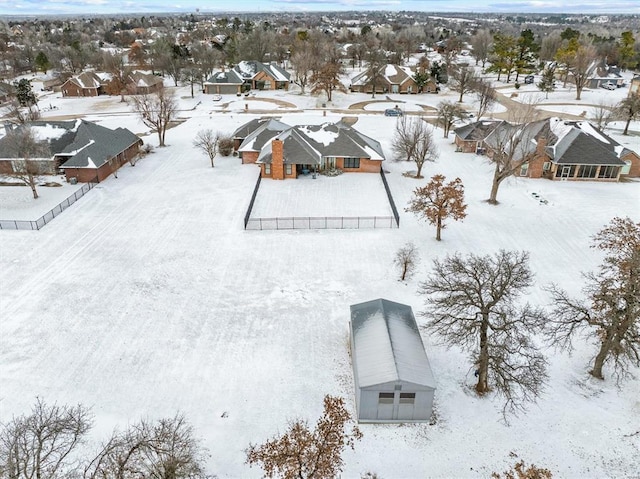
243;170;399;230
0;182;96;230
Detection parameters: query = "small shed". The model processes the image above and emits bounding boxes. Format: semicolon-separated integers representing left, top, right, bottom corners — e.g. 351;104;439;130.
349;299;436;423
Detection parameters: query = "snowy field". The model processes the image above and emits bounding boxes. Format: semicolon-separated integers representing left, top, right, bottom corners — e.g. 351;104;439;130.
251;173;393;218
1;77;640;478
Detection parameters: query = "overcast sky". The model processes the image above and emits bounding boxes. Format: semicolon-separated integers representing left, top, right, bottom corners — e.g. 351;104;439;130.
1;0;638;16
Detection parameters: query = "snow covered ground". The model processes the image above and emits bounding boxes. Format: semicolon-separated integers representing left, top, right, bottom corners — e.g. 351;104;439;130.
1;80;639;478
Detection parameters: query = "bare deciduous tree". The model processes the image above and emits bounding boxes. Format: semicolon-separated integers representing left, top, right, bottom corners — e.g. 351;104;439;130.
310;61;345;102
394;242;420;281
450;66;478;103
545;217;640;381
391;116;438;178
290;47;316;95
613;92;640;136
470;29;493;68
0;398;92;479
193;129;221;167
474;79;497;118
130;87;177;147
1;125;51;199
436;100;467;138
590;98;614;130
419;250;547;415
407;174;467;241
485;100;542;204
246;395;362;479
83;414;207;479
567;43;596;101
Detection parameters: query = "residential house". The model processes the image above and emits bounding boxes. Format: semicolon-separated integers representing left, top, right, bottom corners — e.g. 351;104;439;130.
248;121;386;179
586;62;625;89
127;71;164;95
43;72;72;92
0;120;142;183
454;120;504;153
233;61;291;91
350;64;419;94
233;117;290;159
61;71;104;97
483;117;640;181
204;69;244;95
350;299;436;423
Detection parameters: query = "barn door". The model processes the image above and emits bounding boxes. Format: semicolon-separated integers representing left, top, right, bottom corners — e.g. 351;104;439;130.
397;393;416;420
377;392;394;420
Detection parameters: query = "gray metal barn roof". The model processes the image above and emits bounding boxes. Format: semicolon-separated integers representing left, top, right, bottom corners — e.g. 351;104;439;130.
350;299;436;389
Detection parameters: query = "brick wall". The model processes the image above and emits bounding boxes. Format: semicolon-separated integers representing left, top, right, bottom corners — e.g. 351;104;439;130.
242;151;259;164
622;151;640;178
271;139;284;180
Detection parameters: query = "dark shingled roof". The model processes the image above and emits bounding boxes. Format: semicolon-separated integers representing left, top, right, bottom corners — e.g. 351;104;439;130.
205;69;244;85
544;118;629;166
454;120;504;141
0;120;141;169
255;122;385;165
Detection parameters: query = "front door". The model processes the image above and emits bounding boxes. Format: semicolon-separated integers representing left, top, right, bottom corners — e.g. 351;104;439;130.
391;84;399;93
560;166;572;180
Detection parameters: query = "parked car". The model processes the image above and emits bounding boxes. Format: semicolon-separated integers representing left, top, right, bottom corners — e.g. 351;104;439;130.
384;108;403;117
524;75;535;84
212;94;222;101
601;82;616;90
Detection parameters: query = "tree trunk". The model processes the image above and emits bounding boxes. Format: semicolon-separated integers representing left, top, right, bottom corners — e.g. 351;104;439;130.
416;160;423;179
488;167;501;204
29;174;38;199
590;339;611;380
436;215;442;241
623;118;631;135
575;86;582;101
401;263;407;281
458;91;463;103
476;315;490;394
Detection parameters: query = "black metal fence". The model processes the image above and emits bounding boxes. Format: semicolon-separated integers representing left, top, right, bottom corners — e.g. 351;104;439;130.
0;182;97;231
245;216;397;230
380;169;400;227
243;173;262;229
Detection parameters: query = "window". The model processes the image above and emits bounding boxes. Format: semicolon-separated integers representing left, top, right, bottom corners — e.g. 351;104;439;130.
343;157;360;169
399;393;415;404
519;163;529;177
378;392;394;404
543;161;551;171
555;165;576;178
264;164;271;175
598;165;620;179
577;165;598;178
621;160;632;175
264;81;271;90
285;164;292;175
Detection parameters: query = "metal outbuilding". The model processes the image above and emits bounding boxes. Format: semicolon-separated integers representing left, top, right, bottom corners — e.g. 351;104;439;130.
350;299;436;423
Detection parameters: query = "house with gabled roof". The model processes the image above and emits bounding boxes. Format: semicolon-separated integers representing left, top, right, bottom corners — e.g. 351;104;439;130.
350;64;420;94
204;69;244;95
482;117;640;181
61;72;105;97
0;120;142;183
249;121;386;179
126;71;163;95
454;120;505;153
233;61;291;91
235;118;291;163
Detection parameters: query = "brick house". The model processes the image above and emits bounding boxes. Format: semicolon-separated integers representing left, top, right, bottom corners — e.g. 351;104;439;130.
483;117;640;181
454;121;505;153
0;120;142;183
243;122;385;179
350;64;419;94
234;118;290;162
127;71;164;94
204;69;244;95
61;72;104;97
233;61;291;90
